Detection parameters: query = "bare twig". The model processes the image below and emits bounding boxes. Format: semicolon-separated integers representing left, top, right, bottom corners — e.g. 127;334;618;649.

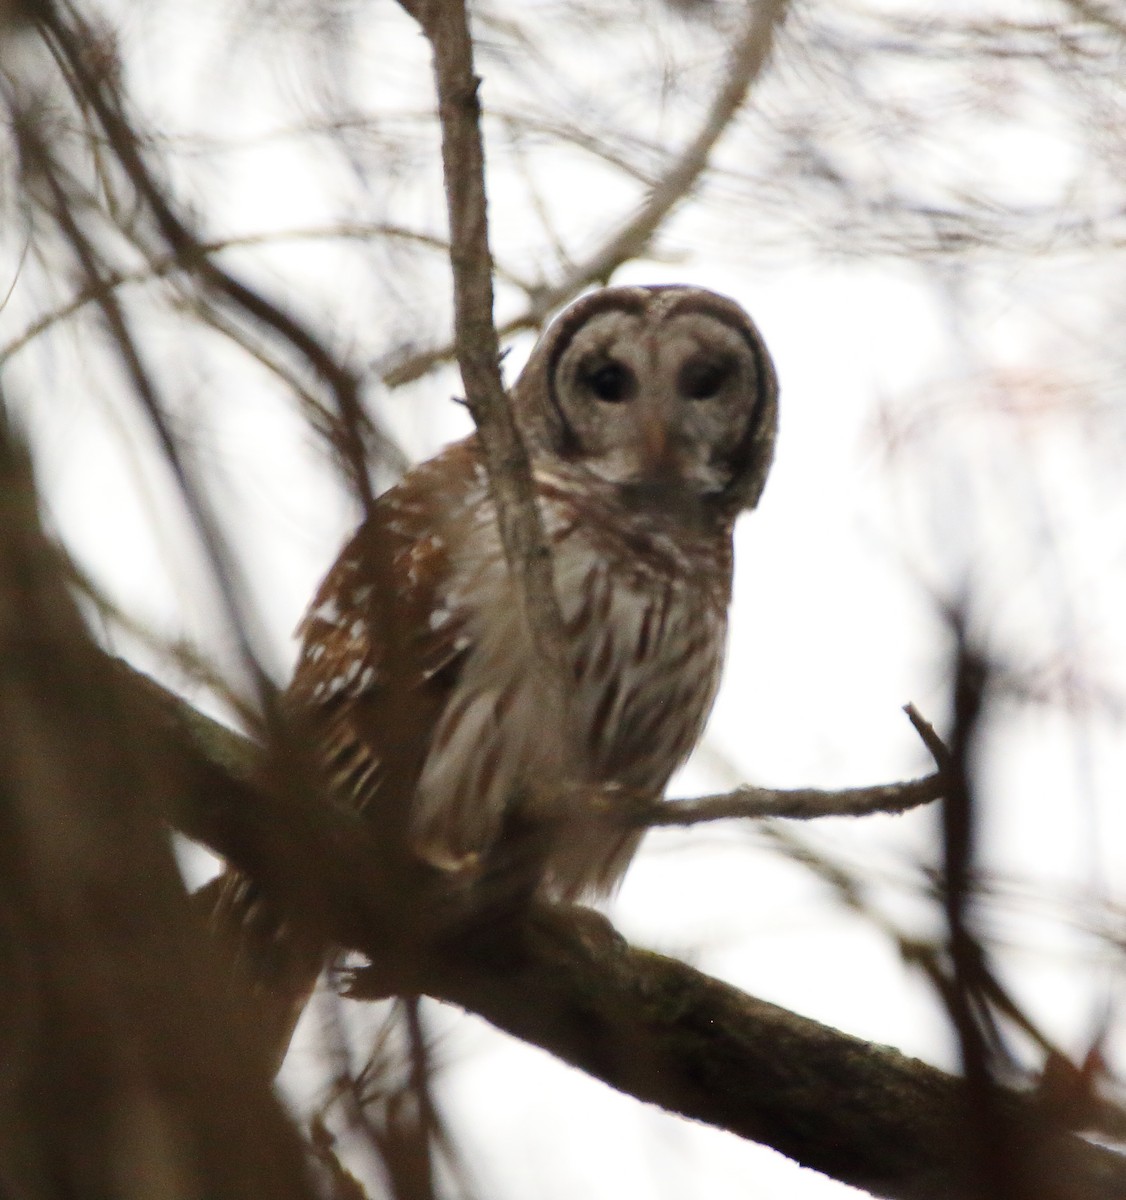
648;772;944;827
631;701;948;828
0;221;535;367
36;4;380;517
382;0;790;388
904;701;953;770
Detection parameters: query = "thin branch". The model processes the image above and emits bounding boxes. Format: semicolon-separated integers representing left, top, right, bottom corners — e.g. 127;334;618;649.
176;290;409;480
26;135;280;730
758;820;1070;1067
648;772;944;827
382;0;790;388
545;0;789;289
399;0;573;709
0;222;536;367
904;701;953;770
496;110;661;188
37;4;379;516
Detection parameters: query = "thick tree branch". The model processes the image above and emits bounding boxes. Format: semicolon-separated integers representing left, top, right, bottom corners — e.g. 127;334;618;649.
114;658;1126;1200
424;905;1121;1200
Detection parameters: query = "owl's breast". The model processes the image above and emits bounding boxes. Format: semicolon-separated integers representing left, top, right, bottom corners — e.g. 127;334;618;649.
409;473;733;895
551;516;731;794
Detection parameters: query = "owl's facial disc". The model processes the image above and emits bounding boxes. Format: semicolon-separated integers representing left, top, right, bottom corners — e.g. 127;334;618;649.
549;309;766;497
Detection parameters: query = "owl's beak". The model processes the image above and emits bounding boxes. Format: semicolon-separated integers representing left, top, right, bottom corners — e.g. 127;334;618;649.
640;410;674;477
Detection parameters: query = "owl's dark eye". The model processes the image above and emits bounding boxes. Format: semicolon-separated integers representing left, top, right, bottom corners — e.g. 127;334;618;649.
679;356;731;401
583;361;635;403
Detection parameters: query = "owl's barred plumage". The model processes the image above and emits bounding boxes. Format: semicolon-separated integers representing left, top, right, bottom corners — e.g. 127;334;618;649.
208;285;778;1066
293;443;734;897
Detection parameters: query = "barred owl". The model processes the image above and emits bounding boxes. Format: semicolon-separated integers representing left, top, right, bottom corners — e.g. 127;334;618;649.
208;284;778;1063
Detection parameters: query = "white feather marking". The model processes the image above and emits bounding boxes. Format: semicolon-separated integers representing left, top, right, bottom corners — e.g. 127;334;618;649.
324;674;349;700
311;597;342;626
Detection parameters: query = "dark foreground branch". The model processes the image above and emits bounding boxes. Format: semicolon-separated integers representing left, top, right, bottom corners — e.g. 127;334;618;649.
120;661;1126;1200
0;415;316;1200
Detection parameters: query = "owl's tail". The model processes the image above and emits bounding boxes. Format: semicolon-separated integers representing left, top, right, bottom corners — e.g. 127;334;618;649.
194;869;327;1076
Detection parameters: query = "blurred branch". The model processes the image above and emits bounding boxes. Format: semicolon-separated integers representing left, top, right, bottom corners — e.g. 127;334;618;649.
22;121;281;723
933;629;1033;1199
0;222;535;367
498;111;660;188
382;0;789;388
548;0;788;288
0;411;317;1199
320;998;463;1200
34;2;381;516
178;290;410;481
759;818;1072;1072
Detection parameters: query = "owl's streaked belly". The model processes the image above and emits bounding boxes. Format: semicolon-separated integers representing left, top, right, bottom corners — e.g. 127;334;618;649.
410;484;732;897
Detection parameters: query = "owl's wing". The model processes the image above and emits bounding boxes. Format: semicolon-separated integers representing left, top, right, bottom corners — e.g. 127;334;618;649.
196;441;485;1074
286;439;481;847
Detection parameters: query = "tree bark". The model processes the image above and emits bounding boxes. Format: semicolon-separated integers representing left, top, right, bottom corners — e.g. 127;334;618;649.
118;658;1126;1200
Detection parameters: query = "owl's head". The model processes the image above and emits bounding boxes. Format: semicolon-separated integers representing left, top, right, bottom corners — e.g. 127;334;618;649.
512;285;778;516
